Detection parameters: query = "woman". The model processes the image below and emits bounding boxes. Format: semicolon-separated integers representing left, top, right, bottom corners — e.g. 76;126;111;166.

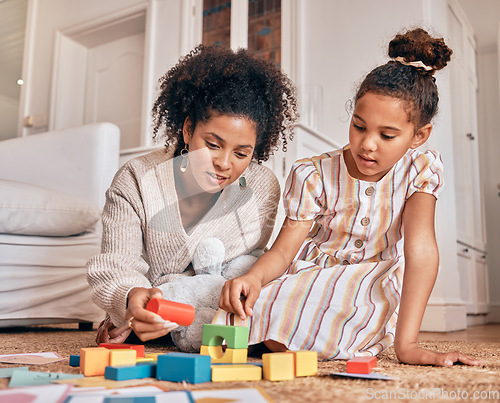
86;44;298;346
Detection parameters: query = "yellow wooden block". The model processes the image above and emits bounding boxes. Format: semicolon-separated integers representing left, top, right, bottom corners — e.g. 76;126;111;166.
262;352;294;381
211;364;262;382
109;349;137;367
144;353;162;361
200;345;247;364
80;347;110;377
288;350;318;377
136;357;156;363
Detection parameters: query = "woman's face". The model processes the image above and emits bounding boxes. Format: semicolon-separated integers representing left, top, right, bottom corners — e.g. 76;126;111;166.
183;114;257;193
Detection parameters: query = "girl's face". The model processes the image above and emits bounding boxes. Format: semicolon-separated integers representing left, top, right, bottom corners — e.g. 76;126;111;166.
183;114;257;193
346;92;431;182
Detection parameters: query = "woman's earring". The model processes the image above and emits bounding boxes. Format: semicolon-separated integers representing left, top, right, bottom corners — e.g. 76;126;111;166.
239;175;247;190
180;145;189;173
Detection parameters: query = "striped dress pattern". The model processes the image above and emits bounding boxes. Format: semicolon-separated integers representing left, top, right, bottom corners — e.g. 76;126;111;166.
213;146;444;359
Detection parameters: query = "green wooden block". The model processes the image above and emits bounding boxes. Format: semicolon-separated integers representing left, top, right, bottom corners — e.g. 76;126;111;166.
201;324;249;349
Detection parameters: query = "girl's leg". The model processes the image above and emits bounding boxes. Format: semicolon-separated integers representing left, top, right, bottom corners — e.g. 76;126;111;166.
264;339;288;352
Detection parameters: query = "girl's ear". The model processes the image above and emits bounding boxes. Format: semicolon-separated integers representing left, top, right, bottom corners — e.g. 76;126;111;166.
182;117;193;146
410;123;432;149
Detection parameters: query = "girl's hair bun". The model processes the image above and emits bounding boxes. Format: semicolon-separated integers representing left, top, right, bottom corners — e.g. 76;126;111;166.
388;28;453;72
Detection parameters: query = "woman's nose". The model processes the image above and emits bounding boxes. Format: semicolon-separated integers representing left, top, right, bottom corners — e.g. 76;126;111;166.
213;150;231;170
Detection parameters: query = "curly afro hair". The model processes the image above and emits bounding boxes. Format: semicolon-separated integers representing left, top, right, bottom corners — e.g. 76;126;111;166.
355;28;452;130
151;44;298;163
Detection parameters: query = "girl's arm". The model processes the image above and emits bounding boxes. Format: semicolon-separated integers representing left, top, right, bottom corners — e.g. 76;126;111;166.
219;217;313;320
395;192;480;366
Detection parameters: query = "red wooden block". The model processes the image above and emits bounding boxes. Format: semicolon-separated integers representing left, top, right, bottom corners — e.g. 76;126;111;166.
346;356;377;374
99;343;145;358
146;298;195;326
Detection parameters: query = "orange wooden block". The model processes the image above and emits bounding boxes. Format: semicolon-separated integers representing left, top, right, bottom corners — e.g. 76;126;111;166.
80;347;110;376
346;356;377;374
99;343;145;358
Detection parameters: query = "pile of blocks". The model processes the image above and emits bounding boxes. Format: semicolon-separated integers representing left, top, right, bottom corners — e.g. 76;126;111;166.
73;324;318;384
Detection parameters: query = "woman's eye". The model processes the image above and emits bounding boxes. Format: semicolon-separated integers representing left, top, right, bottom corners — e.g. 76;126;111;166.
235;152;249;158
381;134;396;140
353;124;365;131
206;141;219;149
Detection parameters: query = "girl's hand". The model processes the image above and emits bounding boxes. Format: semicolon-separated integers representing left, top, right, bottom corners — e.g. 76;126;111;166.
219;274;262;320
126;287;179;341
395;343;482;367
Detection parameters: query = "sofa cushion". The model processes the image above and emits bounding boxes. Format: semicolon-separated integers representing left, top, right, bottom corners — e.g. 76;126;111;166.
0;179;101;236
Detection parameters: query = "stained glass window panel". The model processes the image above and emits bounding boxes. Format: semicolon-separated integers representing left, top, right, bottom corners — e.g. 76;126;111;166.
202;0;231;47
248;0;281;66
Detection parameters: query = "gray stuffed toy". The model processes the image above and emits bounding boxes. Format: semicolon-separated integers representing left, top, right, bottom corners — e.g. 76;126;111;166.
158;237;261;352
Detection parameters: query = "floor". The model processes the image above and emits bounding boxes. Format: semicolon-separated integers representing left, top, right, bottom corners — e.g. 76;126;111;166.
418;323;500;343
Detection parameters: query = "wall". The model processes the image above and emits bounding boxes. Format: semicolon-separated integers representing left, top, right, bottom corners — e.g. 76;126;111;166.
299;0;426;145
0;95;19;141
20;0;184;139
477;48;500;322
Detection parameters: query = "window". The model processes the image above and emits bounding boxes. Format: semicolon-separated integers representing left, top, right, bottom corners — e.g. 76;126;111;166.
202;0;281;66
248;0;281;66
202;0;231;47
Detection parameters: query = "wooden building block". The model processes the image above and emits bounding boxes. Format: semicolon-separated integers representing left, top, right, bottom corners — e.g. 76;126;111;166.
156;352;211;384
262;352;295;381
136;357;156;363
288;350;318;377
104;363;157;381
99;343;145;358
80;347;110;376
144;353;162;362
200;345;247;364
346;356;377;374
201;324;249;349
109;349;137;367
211;364;262;382
146;298;195;326
69;355;80;367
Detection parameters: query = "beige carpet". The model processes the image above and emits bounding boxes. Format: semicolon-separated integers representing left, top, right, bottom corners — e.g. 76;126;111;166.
1;324;499;402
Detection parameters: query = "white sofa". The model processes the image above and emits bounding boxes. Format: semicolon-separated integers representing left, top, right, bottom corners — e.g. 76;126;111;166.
0;122;120;328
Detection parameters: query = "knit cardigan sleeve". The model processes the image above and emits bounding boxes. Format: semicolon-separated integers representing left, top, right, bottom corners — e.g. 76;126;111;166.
86;162;152;327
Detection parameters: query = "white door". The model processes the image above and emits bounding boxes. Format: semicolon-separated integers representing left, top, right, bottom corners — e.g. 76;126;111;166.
85;33;145;150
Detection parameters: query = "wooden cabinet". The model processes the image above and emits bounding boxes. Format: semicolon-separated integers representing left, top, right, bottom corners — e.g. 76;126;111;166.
457;243;489;316
448;2;488;320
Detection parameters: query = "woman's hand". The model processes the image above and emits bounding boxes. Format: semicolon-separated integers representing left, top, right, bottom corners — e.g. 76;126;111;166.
126;287;179;341
219;273;262;321
395;342;481;367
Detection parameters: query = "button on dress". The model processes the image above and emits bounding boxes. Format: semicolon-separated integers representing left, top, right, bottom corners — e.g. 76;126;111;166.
214;146;444;359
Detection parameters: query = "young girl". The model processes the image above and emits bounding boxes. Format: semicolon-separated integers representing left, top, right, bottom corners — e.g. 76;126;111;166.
218;28;481;366
86;45;297;347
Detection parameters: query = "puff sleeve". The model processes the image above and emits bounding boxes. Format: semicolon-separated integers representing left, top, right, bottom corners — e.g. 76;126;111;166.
283;158;327;221
406;150;444;200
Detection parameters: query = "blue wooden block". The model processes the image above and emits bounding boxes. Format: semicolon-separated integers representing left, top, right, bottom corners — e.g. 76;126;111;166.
156;352;211;384
69;355;80;367
104;363;156;381
103;391;194;403
103;397;156;403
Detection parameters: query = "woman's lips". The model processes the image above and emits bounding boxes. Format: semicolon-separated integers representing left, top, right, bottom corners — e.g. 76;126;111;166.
206;171;228;185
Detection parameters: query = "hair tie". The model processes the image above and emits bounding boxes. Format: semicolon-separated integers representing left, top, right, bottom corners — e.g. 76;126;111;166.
395;56;434;71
